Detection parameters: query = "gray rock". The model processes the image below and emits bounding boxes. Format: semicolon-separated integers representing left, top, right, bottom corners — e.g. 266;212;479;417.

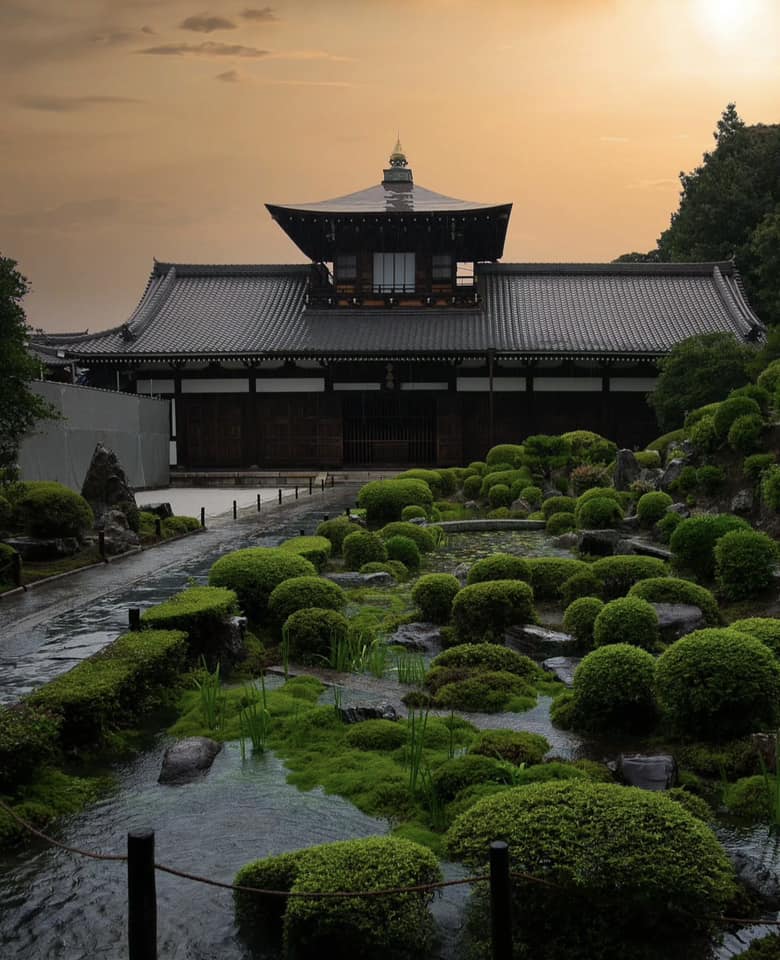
731;488;754;514
138;501;173;519
388;622;442;652
338;703;399;724
542;656;581;687
463;500;478;511
728;851;780;904
612;539;638;555
226;615;248;657
4;536;80;561
510;497;531;515
618;754;677;791
101;508;140;556
751;733;777;773
452;563;470;586
614;449;641;490
159;737;222;785
660;459;686;492
578;529;623;556
639;467;663;489
552;532;579;549
325;572;395;588
620;514;641;530
81;442;137;522
651;603;704;642
669;502;690;517
505;624;578;659
618;538;672;561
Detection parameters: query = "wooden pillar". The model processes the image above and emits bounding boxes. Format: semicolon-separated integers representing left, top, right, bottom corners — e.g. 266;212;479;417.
487;350;495;451
247;364;259;467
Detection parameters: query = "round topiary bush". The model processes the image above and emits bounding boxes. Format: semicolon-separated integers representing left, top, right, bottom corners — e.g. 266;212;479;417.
465;552;531;586
282;608;349;665
268;576;347;626
469;728;549;766
728;413;764;453
656;510;683;544
451;580;536;643
688;414;718;454
433;670;536;712
487;483;511;508
344;719;407;751
572;643;658;733
378;522;436;554
463;475;482;500
384;535;421;572
445;780;736;960
432;754;514;802
486;443;525;468
575;496;623;530
545;511;576;536
762;465;780;511
342;531;388;570
729;617;780;655
236;836;441;960
411;573;460;624
486;507;510;519
563;597;605;649
542;495;577;519
209;547;316;620
401;505;427;521
590;555;668;600
713;395;762;438
593;596;659;651
628;576;720;626
431;643;538;679
357;479;433;528
560;569;604;607
279;535;332;572
575;485;622;510
0;542;18;586
656;628;780;739
714;529;779;600
16;481;94;538
637;491;673;529
395;468;443;498
315;516;357;555
723;775;772;820
527;557;590;601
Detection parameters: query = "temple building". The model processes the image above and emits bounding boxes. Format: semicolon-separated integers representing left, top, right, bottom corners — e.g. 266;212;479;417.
46;143;764;468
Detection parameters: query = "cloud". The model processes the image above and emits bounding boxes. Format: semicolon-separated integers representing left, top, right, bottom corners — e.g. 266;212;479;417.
179;15;236;32
216;69;241;81
268;49;354;62
0;196;196;231
599;136;630;143
139;40;269;57
265;79;356;87
141;25;155;35
627;178;678;190
241;7;278;21
16;94;145;112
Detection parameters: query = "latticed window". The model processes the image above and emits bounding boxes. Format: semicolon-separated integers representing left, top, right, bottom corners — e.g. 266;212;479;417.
335;254;357;280
373;252;415;292
432;254;452;281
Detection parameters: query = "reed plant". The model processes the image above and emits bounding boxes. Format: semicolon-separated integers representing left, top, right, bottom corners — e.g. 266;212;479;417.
238;675;271;759
394;652;426;686
192;657;225;732
405;708;429;794
332;684;344;715
417;764;447;831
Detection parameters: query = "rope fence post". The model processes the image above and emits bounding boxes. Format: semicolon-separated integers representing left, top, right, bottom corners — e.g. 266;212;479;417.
128;608;141;632
12;551;22;588
154;518;162;539
278;488;282;505
232;500;237;520
295;486;299;500
489;841;512;960
321;478;325;493
128;830;157;960
309;478;313;495
200;507;206;528
257;493;261;512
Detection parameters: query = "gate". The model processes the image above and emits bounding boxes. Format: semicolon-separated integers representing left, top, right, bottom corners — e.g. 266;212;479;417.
342;393;436;465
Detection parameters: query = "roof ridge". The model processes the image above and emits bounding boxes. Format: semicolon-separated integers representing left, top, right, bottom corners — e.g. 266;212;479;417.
152;262;309;277
480;261;736;276
711;265;766;339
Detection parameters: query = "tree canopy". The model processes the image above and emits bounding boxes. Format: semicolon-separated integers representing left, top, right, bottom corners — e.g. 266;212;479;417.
0;255;56;472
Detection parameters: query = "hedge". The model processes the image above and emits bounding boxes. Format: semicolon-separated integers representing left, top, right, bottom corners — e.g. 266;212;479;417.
655;628;780;739
628;577;720;626
592;596;659;651
378;522;436;554
445;781;736;959
209;548;316;620
0;704;62;791
28;630;188;748
282;608;349;665
16;481;94;538
466;553;531;586
268;576;347;626
357;479;433;527
714;529;778;600
410;574;460;623
562;597;604;649
590;555;668;600
140;586;238;659
280;535;332;572
452;580;536;643
526;557;590;601
342;531;388;570
571;643;658;733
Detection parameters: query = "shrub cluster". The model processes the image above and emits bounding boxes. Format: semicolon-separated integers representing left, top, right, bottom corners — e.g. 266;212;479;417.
466;552;530;586
410;574;460;623
451;580;536;643
545;512;576;535
562;597;604;649
571;643;658;733
16;481;94;538
541;495;577;519
485;444;526;468
560;569;603;606
576;496;622;530
140;585;238;660
280;535;332;572
431;644;538;680
432;670;535;712
527;557;589;601
729;618;780;655
400;505;427;521
384;535;421;571
268;576;347;626
656;510;683;543
357;479;433;527
433;755;513;802
463;475;482;500
743;453;776;483
469;729;549;766
628;577;720;626
344;719;406;751
670;514;750;581
637;491;673;528
590;555;668;600
315;517;357;555
395;468;444;498
714;529;778;600
593;596;659;651
713;395;762;438
728;414;764;453
209;548;316;620
282;608;348;665
378;522;436;554
342;531;388;570
488;484;512;508
0;704;62;791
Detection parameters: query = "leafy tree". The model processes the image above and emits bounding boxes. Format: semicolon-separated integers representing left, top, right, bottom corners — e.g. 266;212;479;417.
0;255;56;472
649;333;752;431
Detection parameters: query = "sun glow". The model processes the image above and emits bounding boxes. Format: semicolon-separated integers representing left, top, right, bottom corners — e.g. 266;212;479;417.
694;0;766;39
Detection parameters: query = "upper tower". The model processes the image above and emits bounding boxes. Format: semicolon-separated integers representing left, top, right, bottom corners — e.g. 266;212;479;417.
266;143;512;308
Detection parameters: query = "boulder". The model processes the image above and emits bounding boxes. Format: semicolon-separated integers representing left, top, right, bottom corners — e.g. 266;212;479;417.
668;502;690;517
614;449;641;490
552;532;579;550
639;467;664;489
387;622;442;652
452;563;470;586
578;529;623;556
660;459;686;493
81;442;137;522
138;501;174;519
618;754;677;791
618;538;672;561
541;656;581;687
325;572;395;588
101;508;140;556
159;737;222;785
651;603;704;643
751;733;777;773
505;624;578;659
3;536;80;561
728;851;780;904
463;500;478;511
337;703;399;724
731;489;754;514
510;498;531;515
620;514;641;530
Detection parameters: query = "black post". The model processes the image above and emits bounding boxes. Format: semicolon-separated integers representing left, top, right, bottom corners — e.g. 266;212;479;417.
232;500;237;520
321;478;325;493
12;552;22;588
489;841;512;960
129;608;141;632
278;488;282;505
98;531;107;561
257;493;261;511
308;478;313;495
345;507;350;517
299;529;305;537
295;485;299;500
154;518;162;539
331;475;335;488
200;507;206;528
323;514;329;522
128;830;157;960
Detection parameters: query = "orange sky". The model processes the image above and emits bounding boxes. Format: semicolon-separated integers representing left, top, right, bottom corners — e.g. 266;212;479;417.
2;0;779;333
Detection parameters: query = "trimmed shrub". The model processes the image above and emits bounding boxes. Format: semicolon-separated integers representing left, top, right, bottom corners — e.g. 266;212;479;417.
728;413;764;453
342;531;388;570
282;608;348;665
576;496;622;530
665;787;711;822
446;781;735;959
384;559;411;582
480;469;530;497
761;465;780;511
384;535;420;571
714;529;778;600
486;507;510;519
527;557;590;601
696;465;725;494
452;580;536;643
0;542;17;585
140;585;238;660
466;553;531;586
469;729;549;766
431;643;538;680
209;548;316;620
344;719;406;751
593;596;659;650
395;468;443;498
670;466;698;494
590;555;668;600
378;522;436;554
723;775;772;820
713;395;762;438
655;628;780;739
542;495;577;519
411;574;460;624
463;475;482;499
688;414;718;454
468;460;487;475
487;484;512;508
401;505;427;521
486;444;525;468
28;630;187;748
162;515;200;536
628;577;720;626
656;510;683;543
730;382;771;415
573;643;658;733
433;671;536;712
729;618;780;655
316;516;357;555
635;450;662;469
561;430;616;465
519;485;543;507
357;479;433;528
0;704;62;791
268;576;346;626
637;491;673;528
670;514;751;580
16;481;94;538
280;535;332;572
563;597;604;648
575;486;622;508
744;452;776;483
560;569;604;606
237;836;441;960
433;755;514;802
545;511;576;535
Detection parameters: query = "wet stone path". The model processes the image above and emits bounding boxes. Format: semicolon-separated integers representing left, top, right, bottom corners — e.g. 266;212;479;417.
0;485;358;706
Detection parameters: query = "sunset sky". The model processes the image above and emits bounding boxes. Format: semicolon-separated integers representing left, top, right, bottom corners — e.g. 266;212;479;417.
2;0;779;333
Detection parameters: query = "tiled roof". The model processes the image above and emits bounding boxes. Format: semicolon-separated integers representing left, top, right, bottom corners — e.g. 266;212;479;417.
54;260;764;363
268;181;503;215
